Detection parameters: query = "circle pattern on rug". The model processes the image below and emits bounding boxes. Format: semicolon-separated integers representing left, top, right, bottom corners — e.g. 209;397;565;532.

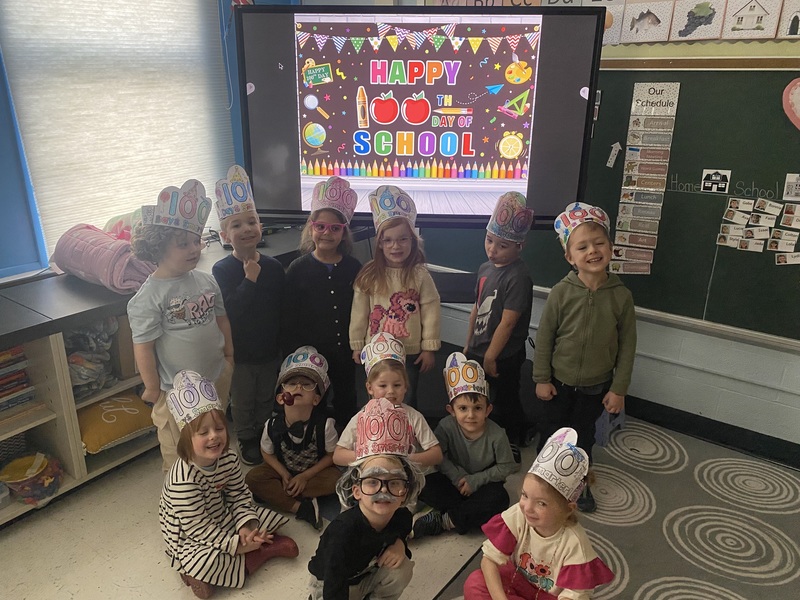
695;458;800;514
633;576;748;600
586;529;629;599
582;464;656;527
603;421;688;474
663;505;800;585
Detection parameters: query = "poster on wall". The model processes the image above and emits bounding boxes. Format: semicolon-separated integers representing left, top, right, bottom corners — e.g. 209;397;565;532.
294;15;541;212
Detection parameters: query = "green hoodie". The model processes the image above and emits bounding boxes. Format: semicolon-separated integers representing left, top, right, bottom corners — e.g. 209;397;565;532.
533;271;637;395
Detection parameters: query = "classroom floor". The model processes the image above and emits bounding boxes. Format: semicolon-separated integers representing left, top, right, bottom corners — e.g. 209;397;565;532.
0;442;534;600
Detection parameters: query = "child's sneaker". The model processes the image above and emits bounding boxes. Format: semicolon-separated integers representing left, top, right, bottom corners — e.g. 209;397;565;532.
577;484;596;513
296;497;323;530
238;438;263;466
412;509;444;539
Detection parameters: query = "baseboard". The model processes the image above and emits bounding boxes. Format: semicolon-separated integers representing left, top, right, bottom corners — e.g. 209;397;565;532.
626;396;800;470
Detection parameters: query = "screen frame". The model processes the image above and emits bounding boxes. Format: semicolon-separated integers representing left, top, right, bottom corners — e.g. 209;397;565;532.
234;4;605;229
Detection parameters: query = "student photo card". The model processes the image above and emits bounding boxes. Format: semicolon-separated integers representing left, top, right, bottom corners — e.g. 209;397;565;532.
720;223;745;236
727;197;754;212
736;238;765;252
723;209;751;225
754;197;783;215
780;214;800;229
748;212;777;227
767;238;796;252
771;228;800;242
743;226;771;239
669;0;727;41
776;252;800;264
784;203;799;216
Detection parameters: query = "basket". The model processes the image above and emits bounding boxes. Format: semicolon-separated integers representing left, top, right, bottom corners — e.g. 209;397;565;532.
0;453;63;506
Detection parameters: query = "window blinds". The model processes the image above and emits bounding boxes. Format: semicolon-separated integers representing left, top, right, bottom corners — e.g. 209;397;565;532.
0;1;235;254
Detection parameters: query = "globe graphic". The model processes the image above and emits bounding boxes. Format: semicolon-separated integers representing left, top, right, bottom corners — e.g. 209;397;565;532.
303;122;326;148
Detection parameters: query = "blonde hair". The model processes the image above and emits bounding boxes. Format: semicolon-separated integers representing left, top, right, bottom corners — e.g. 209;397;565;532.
355;219;426;295
131;224;192;264
176;409;231;463
526;473;579;525
299;208;354;256
366;359;409;390
566;221;611;251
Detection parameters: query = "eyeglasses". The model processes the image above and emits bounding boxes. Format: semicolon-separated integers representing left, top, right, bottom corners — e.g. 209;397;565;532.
310;221;346;235
380;236;412;247
281;381;317;392
356;477;409;497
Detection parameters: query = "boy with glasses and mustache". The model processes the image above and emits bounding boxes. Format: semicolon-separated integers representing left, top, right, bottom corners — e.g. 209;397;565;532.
308;396;426;600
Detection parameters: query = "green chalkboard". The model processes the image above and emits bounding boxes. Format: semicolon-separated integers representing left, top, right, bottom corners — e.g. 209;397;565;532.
424;69;800;340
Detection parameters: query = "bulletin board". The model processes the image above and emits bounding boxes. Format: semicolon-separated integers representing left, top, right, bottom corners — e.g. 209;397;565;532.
423;68;800;340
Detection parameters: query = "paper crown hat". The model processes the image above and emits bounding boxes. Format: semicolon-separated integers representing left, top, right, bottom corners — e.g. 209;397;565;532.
554;202;610;249
276;346;330;395
355;397;414;461
528;427;589;503
166;370;222;431
443;352;489;402
141;179;212;236
311;176;357;224
368;185;417;232
486;191;534;244
215;165;256;223
361;332;406;377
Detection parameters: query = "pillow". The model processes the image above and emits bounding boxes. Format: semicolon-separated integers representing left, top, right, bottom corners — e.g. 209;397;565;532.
77;391;155;454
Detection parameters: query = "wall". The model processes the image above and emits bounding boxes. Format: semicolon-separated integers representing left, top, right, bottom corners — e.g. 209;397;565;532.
438;299;800;447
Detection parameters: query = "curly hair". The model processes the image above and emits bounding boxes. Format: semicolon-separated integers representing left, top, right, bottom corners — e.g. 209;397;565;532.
335;454;425;509
298;208;354;256
130;223;187;264
354;219;426;295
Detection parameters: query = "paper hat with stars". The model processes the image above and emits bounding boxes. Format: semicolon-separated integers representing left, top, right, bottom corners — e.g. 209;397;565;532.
361;332;406;377
528;427;589;503
486;191;534;244
141;179;212;236
443;351;489;403
311;176;357;224
166;370;222;431
215;165;256;223
554;202;610;249
368;185;417;232
355;397;414;461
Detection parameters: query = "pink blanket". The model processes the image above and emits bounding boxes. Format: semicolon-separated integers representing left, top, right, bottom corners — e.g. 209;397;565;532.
51;224;155;294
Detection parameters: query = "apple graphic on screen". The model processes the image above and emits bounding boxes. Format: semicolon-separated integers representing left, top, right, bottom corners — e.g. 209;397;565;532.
401;92;431;125
370;92;400;125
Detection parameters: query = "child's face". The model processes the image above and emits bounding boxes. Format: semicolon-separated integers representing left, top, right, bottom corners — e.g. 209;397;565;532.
159;231;203;277
484;232;522;267
191;411;228;467
447;394;491;440
221;212;261;253
311;209;346;254
366;368;408;404
519;475;573;537
565;223;612;276
353;456;408;520
378;220;414;268
278;375;321;413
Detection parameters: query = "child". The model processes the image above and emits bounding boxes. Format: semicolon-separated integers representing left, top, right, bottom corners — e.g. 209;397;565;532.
463;428;614;600
159;370;298;599
308;397;426;600
334;332;442;473
350;184;441;408
128;179;234;471
465;192;534;448
245;346;340;530
413;352;518;539
284;176;362;429
211;165;284;465
534;202;636;512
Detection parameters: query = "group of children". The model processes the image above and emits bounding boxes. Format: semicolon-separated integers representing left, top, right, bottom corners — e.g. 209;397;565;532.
128;166;635;599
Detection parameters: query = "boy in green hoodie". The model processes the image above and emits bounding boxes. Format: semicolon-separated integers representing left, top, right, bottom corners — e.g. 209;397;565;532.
533;202;637;513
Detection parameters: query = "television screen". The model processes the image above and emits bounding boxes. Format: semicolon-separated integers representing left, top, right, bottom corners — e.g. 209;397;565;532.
235;5;604;227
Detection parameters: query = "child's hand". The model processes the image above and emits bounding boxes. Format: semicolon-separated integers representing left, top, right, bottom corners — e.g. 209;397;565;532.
483;356;498;378
415;350;435;373
602;391;625;414
377;539;406;569
285;472;309;497
536;382;557;401
236;528;267;554
142;387;160;404
457;477;473;496
352;349;362;364
243;257;261;282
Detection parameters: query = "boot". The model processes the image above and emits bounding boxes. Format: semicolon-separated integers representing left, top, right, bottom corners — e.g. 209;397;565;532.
180;573;213;599
245;534;299;575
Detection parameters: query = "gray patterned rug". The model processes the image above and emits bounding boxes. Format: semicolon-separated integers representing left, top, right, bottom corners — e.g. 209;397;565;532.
435;417;800;599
